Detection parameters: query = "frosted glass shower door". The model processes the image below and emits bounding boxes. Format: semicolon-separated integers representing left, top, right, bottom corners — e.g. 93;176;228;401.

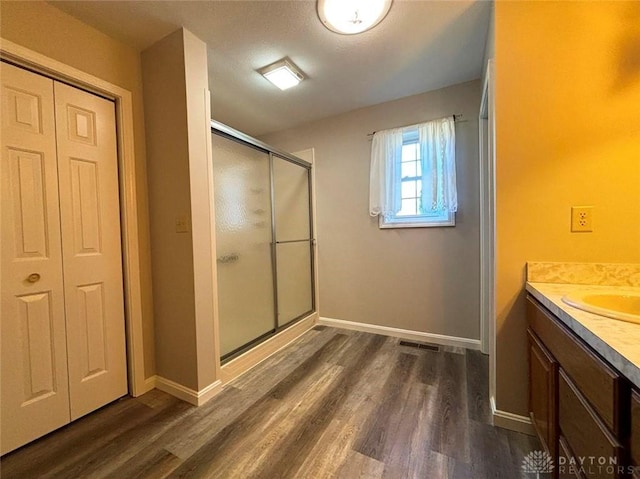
212;134;275;357
273;156;314;327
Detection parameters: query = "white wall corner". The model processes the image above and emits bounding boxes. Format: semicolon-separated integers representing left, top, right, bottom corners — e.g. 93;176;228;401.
490;396;535;436
141;375;158;395
195;379;224;406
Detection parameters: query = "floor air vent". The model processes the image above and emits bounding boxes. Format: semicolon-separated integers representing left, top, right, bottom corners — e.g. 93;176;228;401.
399;340;440;352
312;325;328;331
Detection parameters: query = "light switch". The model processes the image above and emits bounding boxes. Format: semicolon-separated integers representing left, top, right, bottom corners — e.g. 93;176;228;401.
175;216;190;233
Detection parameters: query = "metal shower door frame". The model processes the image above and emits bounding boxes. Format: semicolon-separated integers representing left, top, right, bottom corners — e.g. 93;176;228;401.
211;120;315;362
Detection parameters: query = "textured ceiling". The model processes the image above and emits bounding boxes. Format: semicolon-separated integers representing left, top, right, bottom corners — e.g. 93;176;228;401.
51;1;491;136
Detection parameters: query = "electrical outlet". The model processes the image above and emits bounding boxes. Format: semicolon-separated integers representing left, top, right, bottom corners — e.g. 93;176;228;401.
571;206;593;232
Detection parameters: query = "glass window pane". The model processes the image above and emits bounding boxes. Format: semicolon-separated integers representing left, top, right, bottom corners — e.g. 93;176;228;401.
398;198;417;216
402;143;416;162
401;180;416;199
416;160;422;176
401;161;417;178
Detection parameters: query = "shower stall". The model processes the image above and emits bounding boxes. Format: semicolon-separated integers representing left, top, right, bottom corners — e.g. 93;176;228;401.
211;121;315;362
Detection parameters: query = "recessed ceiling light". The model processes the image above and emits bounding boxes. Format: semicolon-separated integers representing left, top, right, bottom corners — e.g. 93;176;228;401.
259;58;305;91
317;0;393;35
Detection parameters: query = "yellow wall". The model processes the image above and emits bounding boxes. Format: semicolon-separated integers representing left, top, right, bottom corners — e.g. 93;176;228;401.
495;0;640;415
0;1;156;378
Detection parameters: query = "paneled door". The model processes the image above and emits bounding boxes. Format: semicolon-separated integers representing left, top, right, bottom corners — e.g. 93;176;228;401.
0;62;71;454
53;83;127;420
0;62;127;454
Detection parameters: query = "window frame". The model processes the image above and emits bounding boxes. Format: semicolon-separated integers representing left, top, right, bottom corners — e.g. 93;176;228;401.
379;128;455;229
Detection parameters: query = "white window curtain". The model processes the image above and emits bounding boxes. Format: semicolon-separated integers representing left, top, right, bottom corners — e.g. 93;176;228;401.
369;116;457;218
369;126;404;218
419;116;457;213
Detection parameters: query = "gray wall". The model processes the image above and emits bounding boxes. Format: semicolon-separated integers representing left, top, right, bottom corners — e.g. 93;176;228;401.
262;80;482;340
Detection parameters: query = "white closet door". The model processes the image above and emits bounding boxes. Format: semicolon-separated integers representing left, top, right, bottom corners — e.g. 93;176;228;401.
53;82;127;420
0;62;71;454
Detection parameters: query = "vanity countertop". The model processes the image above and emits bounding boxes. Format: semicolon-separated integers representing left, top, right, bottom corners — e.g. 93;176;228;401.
526;281;640;390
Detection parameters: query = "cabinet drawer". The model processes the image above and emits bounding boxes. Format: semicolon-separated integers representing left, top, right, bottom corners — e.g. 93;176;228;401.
632;390;640;468
558;434;584;479
528;296;624;435
559;369;623;479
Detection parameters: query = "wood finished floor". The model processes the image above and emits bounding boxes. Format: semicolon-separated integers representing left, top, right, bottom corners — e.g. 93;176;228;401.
1;327;539;478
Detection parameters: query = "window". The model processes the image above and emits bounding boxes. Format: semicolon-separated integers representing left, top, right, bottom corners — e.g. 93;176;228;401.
369;117;457;228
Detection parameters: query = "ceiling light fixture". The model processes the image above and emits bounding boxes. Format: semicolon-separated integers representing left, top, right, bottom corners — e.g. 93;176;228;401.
259;58;305;91
317;0;393;35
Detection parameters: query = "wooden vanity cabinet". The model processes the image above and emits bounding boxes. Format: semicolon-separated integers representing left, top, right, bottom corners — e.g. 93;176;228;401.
558;369;624;479
528;329;557;459
632;390;640;478
527;296;633;479
558;434;584;479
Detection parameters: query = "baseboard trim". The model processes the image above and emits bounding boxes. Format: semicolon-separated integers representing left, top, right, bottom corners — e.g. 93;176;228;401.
317;316;481;350
136;375;157;396
221;314;316;384
151;376;223;406
490;396;535;435
195;380;224;405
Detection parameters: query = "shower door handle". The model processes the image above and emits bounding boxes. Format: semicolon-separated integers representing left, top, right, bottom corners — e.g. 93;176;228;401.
217;253;239;264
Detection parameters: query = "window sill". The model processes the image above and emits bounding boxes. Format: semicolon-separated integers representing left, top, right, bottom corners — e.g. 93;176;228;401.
379;213;456;229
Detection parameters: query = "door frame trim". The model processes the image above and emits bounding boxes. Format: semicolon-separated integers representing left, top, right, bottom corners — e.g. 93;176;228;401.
479;59;497;414
1;38;148;396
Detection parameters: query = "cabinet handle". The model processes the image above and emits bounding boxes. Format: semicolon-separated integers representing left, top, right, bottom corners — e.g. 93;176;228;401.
27;273;41;283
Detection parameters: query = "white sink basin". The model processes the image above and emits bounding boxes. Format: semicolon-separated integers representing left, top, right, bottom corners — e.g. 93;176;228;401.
562;292;640;325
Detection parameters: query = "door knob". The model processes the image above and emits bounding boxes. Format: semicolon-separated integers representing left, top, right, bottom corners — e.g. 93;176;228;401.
27;273;41;283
